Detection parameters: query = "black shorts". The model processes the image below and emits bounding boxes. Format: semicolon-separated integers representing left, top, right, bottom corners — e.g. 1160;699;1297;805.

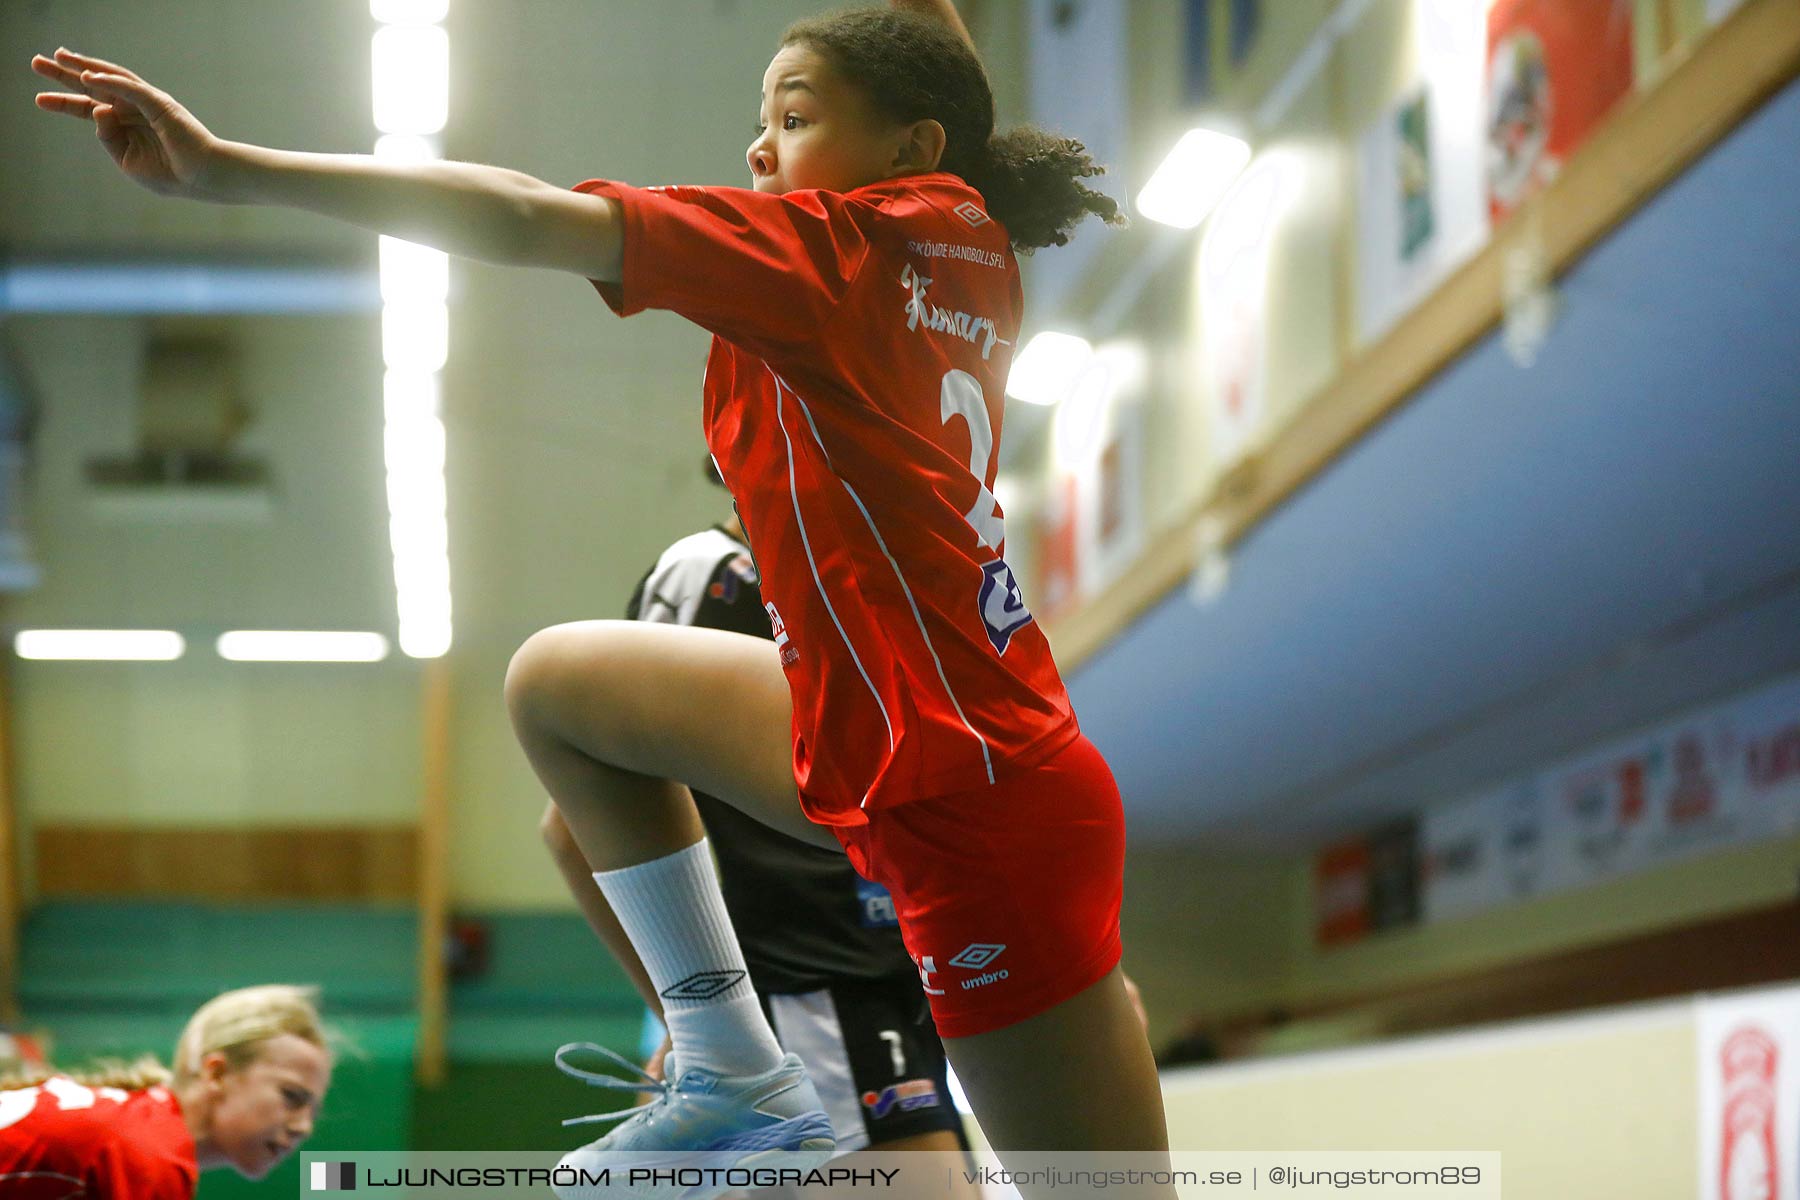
762;975;968;1151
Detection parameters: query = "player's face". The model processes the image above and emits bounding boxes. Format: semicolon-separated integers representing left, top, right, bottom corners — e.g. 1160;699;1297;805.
749;44;906;195
204;1034;331;1179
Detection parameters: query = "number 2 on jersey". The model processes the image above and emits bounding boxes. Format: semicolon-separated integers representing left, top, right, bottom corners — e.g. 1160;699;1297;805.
939;369;1005;550
940;369;1036;656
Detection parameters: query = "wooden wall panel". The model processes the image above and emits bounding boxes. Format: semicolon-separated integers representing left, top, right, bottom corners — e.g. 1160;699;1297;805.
34;825;418;902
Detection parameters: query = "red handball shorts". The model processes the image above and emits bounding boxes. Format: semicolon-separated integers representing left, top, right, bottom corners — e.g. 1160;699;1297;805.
833;732;1125;1039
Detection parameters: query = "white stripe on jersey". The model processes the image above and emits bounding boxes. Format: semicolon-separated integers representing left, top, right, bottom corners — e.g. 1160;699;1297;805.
776;372;996;786
769;370;897;778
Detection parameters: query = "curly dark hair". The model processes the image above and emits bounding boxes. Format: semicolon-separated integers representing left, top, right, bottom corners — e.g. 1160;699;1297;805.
781;7;1123;253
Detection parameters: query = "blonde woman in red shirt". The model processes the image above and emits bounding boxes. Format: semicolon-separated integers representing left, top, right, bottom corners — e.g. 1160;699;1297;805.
0;985;331;1200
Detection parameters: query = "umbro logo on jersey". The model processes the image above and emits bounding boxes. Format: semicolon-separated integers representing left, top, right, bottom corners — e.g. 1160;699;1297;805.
953;200;991;227
977;559;1034;655
660;970;746;1001
948;943;1006;969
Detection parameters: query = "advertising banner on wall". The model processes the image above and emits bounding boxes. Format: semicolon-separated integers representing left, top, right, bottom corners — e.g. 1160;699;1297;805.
1485;0;1636;224
1355;1;1491;344
1698;986;1800;1200
1033;473;1080;622
1199;159;1288;464
1422;671;1800;923
1314;819;1422;948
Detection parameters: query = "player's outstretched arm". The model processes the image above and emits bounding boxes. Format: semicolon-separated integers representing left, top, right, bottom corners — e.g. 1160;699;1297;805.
31;47;623;281
889;0;974;49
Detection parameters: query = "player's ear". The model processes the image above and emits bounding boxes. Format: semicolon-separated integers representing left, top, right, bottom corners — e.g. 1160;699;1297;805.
201;1051;231;1088
892;118;946;175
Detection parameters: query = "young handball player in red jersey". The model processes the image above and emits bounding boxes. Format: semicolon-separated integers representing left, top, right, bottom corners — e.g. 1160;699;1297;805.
32;2;1171;1188
0;986;330;1200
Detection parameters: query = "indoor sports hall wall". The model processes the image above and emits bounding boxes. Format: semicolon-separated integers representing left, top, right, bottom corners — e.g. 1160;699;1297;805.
1159;991;1700;1199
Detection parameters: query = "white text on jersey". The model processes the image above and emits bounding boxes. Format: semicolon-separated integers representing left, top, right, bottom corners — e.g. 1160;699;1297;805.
900;264;1007;361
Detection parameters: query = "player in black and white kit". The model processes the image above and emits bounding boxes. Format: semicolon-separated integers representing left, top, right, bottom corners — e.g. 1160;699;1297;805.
540;495;970;1160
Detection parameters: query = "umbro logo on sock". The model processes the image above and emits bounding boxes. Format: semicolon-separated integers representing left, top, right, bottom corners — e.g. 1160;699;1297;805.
660;970;746;1001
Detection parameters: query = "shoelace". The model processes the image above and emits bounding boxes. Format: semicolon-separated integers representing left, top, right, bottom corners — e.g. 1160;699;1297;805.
554;1042;668;1127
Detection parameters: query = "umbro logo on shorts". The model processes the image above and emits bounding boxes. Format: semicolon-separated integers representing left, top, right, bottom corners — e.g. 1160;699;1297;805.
947;943;1006;970
953;200;991;227
660;969;746;1001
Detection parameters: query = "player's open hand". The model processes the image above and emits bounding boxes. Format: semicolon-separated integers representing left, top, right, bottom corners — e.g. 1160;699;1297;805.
32;48;223;200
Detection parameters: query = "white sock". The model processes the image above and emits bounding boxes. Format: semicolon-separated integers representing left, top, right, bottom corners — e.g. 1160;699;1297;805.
594;839;785;1078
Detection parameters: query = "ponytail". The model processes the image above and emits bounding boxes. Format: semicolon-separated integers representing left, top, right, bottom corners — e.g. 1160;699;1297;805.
2;1055;172;1092
960;127;1124;253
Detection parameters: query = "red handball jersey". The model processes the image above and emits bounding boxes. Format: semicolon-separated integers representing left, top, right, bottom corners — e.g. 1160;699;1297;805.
0;1077;197;1200
575;172;1079;823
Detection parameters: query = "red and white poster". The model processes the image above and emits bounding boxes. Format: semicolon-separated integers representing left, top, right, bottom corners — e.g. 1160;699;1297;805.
1485;0;1636;223
1314;836;1372;948
1699;986;1800;1200
1200;158;1288;465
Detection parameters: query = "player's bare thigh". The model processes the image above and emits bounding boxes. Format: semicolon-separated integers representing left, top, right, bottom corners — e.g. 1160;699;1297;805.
505;619;835;850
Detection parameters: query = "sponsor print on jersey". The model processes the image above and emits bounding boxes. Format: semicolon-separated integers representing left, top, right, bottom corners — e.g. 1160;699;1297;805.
861;1079;942;1118
900;264;1007;361
855;876;900;928
976;559;1034;655
911;953;946;997
906;238;1005;270
765;601;799;666
708;552;759;604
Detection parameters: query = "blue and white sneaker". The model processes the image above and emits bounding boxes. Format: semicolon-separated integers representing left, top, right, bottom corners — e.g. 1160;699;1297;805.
551;1042;836;1200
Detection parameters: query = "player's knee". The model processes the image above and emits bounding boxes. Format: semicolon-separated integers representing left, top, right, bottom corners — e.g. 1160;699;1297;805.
504;622;642;759
538;800;573;850
503;623;582;728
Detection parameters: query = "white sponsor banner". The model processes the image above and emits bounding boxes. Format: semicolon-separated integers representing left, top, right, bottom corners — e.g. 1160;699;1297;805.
1698;986;1800;1200
1355;1;1491;344
1423;672;1800;923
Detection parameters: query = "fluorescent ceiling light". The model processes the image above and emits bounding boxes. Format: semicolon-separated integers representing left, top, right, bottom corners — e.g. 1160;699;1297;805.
217;631;390;662
1005;332;1093;406
379;236;449;304
381;299;448;371
373;133;439;163
371;25;449;135
1136;128;1253;229
15;630;184;661
371;0;448;23
398;616;452;661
